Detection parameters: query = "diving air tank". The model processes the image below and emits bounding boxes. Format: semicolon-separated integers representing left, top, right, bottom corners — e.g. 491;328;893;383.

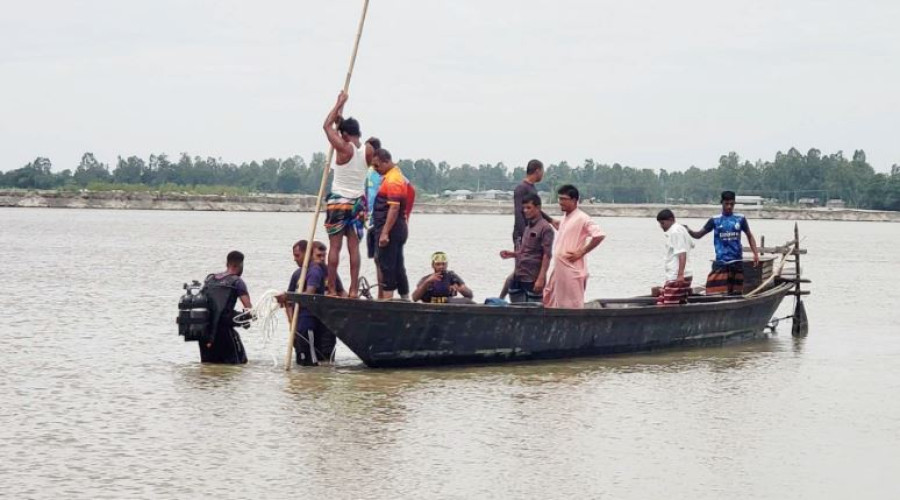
177;280;210;342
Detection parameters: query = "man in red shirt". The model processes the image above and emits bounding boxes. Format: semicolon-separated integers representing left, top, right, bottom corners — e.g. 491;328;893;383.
370;149;414;299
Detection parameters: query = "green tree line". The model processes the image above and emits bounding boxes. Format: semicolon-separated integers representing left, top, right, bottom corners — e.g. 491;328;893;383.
3;148;900;211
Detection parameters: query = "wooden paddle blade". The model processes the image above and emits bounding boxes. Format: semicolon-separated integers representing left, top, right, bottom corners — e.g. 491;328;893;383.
792;299;809;337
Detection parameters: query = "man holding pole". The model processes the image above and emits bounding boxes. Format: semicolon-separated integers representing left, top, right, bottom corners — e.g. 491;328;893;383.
323;91;370;298
284;0;370;370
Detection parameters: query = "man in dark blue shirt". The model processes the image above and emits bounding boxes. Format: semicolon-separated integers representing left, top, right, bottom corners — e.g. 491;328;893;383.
686;191;760;295
285;240;343;365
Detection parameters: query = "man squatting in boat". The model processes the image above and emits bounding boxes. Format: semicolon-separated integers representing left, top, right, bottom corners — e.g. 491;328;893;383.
323;91;372;298
285;240;343;366
654;209;694;305
412;251;474;303
542;184;606;309
499;193;555;303
685;190;760;295
200;251;252;364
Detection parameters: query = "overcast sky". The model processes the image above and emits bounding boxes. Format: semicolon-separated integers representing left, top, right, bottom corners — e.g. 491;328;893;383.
2;0;898;173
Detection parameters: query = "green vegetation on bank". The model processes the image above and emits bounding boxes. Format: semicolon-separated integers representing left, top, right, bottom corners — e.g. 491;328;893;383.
3;149;900;210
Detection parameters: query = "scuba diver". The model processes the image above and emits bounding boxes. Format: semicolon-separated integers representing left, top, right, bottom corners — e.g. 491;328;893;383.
198;250;252;364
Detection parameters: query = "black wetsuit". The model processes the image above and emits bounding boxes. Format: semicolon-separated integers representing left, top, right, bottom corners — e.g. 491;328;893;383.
198;273;248;364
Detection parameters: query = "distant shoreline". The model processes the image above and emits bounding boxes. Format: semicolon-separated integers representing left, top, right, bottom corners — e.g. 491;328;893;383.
2;189;898;222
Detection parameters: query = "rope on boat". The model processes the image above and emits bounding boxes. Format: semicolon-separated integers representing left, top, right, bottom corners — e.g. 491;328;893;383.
231;289;339;366
766;314;796;331
358;276;378;300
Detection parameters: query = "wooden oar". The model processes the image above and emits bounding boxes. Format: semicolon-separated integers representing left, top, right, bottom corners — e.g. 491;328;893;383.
285;0;371;370
744;241;796;298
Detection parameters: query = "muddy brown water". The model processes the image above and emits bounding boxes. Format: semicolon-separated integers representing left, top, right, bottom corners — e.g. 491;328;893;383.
2;208;898;499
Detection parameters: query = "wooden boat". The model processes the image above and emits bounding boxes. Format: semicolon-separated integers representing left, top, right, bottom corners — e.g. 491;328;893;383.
287;228;809;369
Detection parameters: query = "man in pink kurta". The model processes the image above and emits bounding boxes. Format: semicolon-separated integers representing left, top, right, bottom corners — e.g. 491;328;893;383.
543;184;606;309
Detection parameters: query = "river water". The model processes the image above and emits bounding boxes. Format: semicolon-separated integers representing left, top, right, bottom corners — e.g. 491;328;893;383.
2;208;898;499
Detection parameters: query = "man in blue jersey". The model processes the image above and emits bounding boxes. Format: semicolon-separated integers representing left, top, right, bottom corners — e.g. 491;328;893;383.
686;191;760;295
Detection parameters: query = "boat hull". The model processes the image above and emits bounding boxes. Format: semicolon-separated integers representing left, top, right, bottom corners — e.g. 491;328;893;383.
293;284;792;368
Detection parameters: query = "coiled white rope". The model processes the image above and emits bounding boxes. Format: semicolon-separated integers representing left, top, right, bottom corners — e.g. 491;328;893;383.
233;289;284;366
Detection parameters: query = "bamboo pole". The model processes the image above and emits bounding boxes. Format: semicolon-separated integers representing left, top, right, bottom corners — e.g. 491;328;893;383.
793;222;801;296
285;0;371;370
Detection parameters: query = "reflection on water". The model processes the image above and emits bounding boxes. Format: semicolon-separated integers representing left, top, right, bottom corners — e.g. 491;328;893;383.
2;209;899;499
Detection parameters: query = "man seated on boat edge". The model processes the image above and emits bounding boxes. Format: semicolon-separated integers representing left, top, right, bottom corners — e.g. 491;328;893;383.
500;193;554;304
685;190;760;295
199;250;252;364
654;209;694;305
543;184;606;309
282;240;340;366
412;251;474;304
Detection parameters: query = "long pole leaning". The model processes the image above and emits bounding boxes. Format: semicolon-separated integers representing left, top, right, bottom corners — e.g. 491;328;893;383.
285;0;371;370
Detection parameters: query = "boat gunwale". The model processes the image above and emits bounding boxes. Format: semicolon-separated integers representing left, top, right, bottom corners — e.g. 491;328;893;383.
288;282;793;319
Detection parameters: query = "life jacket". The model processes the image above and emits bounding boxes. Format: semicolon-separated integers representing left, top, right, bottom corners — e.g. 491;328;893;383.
200;273;241;343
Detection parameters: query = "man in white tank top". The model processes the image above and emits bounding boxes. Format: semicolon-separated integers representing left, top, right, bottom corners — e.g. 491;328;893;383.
322;91;371;298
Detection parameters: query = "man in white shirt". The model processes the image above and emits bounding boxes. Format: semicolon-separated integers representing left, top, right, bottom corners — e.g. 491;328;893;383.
655;209;694;305
322;91;370;298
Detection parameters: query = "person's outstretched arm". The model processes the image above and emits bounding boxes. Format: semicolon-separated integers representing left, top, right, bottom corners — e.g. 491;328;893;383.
744;227;760;266
686;218;714;239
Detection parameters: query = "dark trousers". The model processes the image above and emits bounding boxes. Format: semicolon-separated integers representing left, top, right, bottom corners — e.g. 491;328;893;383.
199;327;248;364
508;279;543;304
294;316;337;366
374;222;409;294
366;227;378;259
